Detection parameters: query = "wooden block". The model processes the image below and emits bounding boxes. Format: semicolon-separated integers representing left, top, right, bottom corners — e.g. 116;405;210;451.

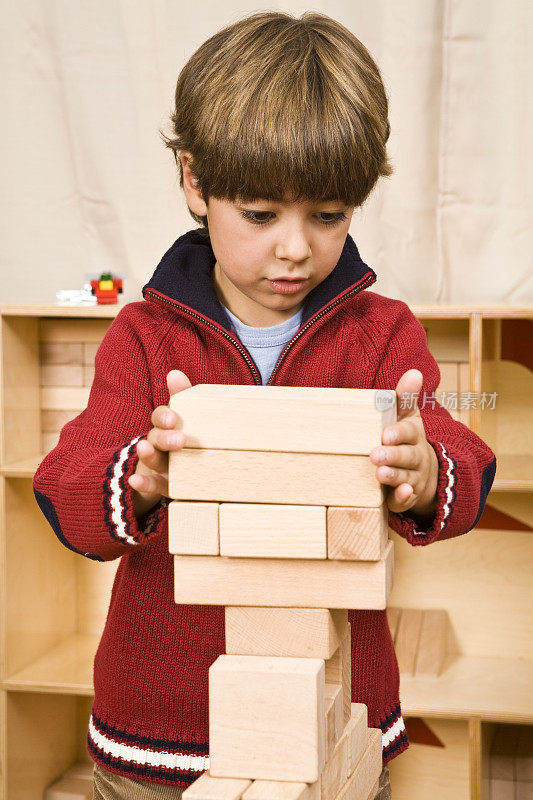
458;362;470;426
42;431;60;454
491;724;520;780
346;704;369;777
83;341;100;362
242;779;319;800
168;501;220;555
516;725;533;781
44;776;92;799
325;684;344;761
169;449;384;507
220;504;327;559
421;319;469;362
175;542;393;609
83;363;95;385
415;609;448;677
169;384;396;455
386;607;401;644
209;654;325;782
364;780;379;800
332;729;382;800
326;506;388;561
340;627;352;725
62;761;94;781
182;772;252;800
41;386;89;410
394;608;423;676
40;363;84;387
41;409;79;432
39;318;110;343
490;779;515;800
40;341;83;365
516;782;533;800
321;703;368;800
225;608;348;658
324;628;351;731
436;362;460;421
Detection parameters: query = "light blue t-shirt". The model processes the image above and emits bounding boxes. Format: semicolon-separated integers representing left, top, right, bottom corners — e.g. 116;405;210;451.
223;304;303;384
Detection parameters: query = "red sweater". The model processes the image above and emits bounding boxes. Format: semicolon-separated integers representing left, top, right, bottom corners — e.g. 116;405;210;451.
33;228;496;787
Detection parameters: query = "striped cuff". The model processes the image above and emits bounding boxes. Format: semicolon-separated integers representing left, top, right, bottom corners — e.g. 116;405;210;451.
388;441;457;545
378;704;409;764
88;710;209;787
103;435;169;546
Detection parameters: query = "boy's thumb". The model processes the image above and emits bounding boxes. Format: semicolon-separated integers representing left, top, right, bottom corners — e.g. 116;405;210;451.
167;369;193;399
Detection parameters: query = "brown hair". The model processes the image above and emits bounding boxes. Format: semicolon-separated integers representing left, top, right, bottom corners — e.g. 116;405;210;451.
159;10;393;232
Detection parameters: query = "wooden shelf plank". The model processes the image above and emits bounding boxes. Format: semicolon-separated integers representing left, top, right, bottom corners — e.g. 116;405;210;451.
490;455;533;492
2;633;97;695
400;654;533;723
0;455;43;476
2;637;531;728
0;303;123;317
410;307;533;319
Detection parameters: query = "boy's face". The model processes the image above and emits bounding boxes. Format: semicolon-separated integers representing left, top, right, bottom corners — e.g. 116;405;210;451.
180;153;355;327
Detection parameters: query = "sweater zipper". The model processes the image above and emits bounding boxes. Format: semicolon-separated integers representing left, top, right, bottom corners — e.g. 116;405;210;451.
145;272;374;386
145;289;263;383
265;273;375;385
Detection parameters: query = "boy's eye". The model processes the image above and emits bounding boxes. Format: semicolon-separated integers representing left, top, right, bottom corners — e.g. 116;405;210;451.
240;210;347;226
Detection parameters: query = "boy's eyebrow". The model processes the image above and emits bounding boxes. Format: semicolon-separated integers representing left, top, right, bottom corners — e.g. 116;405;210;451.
237;199;350;209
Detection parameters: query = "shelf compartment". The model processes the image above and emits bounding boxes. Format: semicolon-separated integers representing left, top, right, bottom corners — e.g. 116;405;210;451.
3;633;98;694
388;717;470;800
389;530;533;663
479;359;533;488
4;476;116;678
5;691;93;800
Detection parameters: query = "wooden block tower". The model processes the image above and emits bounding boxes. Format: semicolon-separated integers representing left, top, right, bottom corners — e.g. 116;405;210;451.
167;385;396;800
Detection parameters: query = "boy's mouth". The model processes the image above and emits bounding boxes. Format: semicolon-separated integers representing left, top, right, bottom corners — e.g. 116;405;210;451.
270;276;308;281
268;278;307;294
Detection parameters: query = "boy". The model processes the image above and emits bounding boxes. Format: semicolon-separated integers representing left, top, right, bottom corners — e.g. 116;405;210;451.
32;10;496;800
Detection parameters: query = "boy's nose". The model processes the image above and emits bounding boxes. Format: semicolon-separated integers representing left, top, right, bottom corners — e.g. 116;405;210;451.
274;232;312;263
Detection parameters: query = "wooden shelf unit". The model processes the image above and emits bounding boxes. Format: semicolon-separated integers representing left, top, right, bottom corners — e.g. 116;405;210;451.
0;303;531;800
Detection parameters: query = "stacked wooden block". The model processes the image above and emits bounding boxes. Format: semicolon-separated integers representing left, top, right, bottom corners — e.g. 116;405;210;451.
421;318;470;426
39;318;110;453
387;607;448;678
168;385;397;800
44;760;93;799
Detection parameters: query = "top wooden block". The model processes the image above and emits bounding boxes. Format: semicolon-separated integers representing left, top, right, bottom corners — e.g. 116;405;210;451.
169;385;396;455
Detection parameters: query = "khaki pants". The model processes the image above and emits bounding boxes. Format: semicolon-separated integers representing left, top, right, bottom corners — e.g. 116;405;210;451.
93;762;391;800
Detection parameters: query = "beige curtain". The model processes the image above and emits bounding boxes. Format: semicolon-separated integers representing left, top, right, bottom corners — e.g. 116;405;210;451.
2;1;531;305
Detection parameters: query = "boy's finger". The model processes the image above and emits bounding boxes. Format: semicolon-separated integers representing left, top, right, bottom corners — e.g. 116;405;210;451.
370;443;420;470
386;483;415;512
374;464;418;491
135;439;162;472
152;405;178;428
382;418;419;446
395;369;423;420
144;429;185;458
128;471;167;497
167;369;192;398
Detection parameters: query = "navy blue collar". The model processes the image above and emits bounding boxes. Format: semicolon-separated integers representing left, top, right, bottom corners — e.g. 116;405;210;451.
142;227;376;332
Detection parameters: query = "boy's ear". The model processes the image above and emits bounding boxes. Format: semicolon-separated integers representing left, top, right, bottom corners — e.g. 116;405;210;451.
180;152;207;213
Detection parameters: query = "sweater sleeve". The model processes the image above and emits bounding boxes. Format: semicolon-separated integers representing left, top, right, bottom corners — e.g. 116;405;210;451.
32;304;170;562
373;301;497;546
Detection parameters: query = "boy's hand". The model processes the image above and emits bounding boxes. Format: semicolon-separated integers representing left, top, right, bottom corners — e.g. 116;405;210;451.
369;369;439;519
128;370;192;518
